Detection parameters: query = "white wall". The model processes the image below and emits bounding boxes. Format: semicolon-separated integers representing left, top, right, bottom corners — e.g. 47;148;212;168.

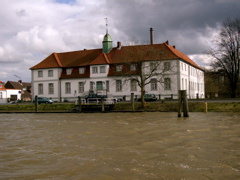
31;60;205;101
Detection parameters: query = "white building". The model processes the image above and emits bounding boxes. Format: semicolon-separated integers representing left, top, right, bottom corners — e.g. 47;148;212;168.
30;30;205;102
0;81;22;104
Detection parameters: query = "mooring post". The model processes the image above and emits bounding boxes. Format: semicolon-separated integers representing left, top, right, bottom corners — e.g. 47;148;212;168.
131;93;134;111
178;91;182;117
35;95;38;113
178;90;189;117
101;97;105;112
182;90;189;117
78;96;82;112
205;101;208;113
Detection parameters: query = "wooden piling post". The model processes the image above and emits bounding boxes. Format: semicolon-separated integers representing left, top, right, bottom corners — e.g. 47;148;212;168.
131;93;134;111
178;90;189;117
78;96;82;112
205;101;208;113
101;97;105;112
35;95;38;113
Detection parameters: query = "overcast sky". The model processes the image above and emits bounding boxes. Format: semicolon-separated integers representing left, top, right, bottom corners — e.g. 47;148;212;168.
0;0;239;82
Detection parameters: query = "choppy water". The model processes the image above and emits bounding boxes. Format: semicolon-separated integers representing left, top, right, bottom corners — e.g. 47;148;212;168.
0;112;240;180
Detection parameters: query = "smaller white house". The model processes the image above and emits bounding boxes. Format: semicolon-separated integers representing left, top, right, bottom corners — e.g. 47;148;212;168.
0;81;22;104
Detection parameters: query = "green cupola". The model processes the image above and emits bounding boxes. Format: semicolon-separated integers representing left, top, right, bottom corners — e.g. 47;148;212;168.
102;33;112;53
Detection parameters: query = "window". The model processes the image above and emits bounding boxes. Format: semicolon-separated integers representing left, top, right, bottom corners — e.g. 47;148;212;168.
96;81;103;90
150;62;157;71
116;80;122;91
48;70;53;77
79;68;85;74
78;82;84;93
0;84;2;88
38;71;43;77
65;82;71;94
92;67;98;74
66;68;72;75
38;84;43;94
90;82;94;90
0;92;2;99
164;62;170;71
164;78;171;90
130;80;137;91
48;83;54;94
116;65;122;72
100;66;106;73
151;78;157;91
130;64;136;71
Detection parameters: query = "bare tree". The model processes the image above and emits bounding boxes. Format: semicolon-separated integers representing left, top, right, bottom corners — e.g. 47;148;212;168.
208;18;240;98
117;43;174;109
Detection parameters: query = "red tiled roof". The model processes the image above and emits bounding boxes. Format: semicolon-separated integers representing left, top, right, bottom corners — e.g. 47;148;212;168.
30;43;202;70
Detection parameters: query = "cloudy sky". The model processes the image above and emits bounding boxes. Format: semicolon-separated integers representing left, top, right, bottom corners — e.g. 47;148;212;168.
0;0;239;82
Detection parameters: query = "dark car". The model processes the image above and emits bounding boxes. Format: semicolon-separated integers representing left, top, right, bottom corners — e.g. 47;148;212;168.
138;94;157;101
33;97;53;104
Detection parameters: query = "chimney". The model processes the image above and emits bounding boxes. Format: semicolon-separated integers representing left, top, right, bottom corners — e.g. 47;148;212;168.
165;40;169;45
150;28;154;44
117;41;121;50
173;45;176;49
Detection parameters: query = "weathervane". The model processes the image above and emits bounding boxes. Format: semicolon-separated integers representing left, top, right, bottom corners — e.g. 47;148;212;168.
105;17;108;34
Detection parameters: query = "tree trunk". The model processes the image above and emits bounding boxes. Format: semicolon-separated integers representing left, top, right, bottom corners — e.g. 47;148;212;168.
140;87;146;109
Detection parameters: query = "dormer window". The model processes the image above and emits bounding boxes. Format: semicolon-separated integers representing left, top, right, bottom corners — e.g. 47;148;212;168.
100;66;106;73
116;65;122;72
66;68;72;75
79;67;85;74
92;67;98;74
130;64;136;71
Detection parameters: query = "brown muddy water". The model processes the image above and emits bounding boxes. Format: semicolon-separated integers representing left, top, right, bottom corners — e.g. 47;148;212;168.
0;112;240;180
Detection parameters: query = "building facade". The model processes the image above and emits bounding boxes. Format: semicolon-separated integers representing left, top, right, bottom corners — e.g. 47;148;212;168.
30;31;205;102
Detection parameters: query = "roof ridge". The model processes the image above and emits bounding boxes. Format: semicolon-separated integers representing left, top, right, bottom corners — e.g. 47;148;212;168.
53;52;63;67
103;53;110;64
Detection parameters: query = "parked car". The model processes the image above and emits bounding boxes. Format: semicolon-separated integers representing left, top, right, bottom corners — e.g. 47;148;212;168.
33;97;53;104
138;94;157;101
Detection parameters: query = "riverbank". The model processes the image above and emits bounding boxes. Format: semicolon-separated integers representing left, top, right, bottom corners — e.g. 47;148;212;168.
1;101;240;113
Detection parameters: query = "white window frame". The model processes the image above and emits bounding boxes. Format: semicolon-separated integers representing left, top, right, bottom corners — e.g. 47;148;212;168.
65;82;71;94
100;66;106;73
164;78;171;90
150;62;157;71
130;79;137;91
130;64;136;71
78;82;84;93
116;80;122;92
48;70;53;77
92;67;98;74
48;83;54;94
38;71;43;77
66;68;72;75
164;62;171;71
151;78;157;91
116;65;122;72
38;84;43;94
79;67;85;74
